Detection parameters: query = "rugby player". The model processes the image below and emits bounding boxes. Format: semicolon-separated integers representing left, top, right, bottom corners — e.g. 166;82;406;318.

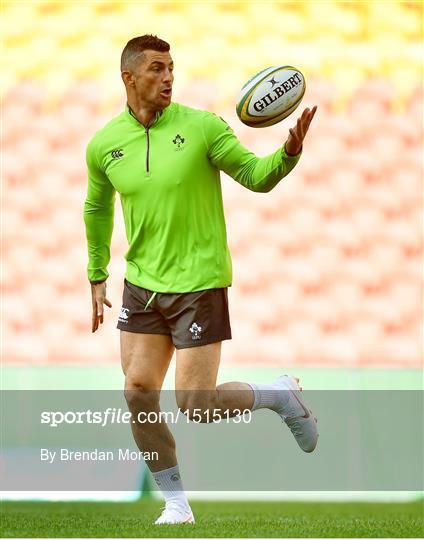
84;35;318;525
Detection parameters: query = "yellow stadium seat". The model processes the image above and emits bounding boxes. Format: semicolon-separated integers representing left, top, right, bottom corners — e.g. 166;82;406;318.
2;3;37;46
388;64;423;110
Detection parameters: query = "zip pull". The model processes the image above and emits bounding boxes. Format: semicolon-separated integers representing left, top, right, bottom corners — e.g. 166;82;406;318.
145;127;150;173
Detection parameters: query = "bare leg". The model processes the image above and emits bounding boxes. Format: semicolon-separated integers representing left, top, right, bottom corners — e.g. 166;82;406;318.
175;342;254;418
175;341;318;457
120;331;176;471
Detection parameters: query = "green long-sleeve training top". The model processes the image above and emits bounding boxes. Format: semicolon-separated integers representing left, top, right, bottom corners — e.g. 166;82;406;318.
83;102;301;292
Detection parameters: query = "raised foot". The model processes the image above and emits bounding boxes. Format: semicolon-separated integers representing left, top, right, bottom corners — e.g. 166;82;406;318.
277;375;318;453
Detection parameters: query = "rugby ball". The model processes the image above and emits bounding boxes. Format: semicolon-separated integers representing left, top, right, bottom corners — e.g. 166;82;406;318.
236;66;305;127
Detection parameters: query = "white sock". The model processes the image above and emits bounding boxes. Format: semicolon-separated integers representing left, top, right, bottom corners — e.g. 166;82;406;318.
247;380;290;412
152;465;190;510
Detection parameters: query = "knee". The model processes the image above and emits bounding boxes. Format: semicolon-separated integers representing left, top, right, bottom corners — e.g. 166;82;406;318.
124;380;160;413
176;390;216;423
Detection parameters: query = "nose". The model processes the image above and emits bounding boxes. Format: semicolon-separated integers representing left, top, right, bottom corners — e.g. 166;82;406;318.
163;68;173;83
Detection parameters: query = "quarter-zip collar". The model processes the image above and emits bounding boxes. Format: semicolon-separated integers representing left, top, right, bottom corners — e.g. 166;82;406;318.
125;103;173;174
125;102;170;129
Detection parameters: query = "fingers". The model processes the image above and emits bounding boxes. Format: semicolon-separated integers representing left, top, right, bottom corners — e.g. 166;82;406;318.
301;108;309;123
304;105;317;131
91;287;97;311
297;117;304;139
92;297;112;332
90;282;112;333
300;106;316;127
92;310;99;333
97;299;104;323
291;111;307;140
290;105;318;146
288;127;296;140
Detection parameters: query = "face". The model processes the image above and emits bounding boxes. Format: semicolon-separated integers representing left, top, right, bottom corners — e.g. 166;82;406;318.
127;50;174;110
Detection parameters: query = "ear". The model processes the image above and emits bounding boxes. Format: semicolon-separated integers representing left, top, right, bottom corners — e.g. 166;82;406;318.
121;70;135;87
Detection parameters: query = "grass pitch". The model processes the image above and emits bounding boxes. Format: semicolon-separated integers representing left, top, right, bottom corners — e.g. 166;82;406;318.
1;500;423;538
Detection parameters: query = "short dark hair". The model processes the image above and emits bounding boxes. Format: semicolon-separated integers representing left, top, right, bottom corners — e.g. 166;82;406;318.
120;35;170;71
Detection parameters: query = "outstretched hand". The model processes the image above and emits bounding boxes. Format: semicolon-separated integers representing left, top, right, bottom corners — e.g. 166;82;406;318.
91;282;112;333
285;105;317;156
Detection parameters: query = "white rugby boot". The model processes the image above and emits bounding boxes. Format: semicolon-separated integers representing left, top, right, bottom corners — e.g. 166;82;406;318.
154;502;195;525
275;375;318;453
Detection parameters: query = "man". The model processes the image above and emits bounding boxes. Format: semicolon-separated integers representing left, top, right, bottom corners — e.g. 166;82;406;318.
84;35;318;525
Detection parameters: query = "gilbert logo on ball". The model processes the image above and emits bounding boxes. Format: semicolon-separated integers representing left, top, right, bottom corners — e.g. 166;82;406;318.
236;66;305;127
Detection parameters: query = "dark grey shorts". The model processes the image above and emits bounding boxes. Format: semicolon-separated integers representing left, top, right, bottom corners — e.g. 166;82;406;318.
116;279;232;349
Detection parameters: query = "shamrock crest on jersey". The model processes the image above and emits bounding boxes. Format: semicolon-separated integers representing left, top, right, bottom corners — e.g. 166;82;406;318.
172;134;185;150
189;322;202;340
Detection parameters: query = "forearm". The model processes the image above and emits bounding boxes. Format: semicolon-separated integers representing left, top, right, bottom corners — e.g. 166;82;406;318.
234;144;301;193
83;205;114;282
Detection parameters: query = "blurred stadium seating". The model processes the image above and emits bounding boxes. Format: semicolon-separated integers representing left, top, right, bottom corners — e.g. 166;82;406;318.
2;1;422;367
